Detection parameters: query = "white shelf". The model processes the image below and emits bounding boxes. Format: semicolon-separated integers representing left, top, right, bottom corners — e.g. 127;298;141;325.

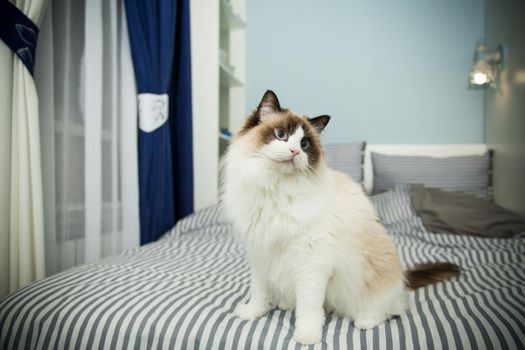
219;61;243;87
191;0;245;207
218;0;245;159
220;0;245;31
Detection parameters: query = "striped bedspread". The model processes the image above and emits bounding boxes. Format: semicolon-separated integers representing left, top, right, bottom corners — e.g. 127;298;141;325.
1;187;524;349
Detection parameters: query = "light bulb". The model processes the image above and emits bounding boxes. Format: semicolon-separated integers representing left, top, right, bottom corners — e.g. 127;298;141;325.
472;72;489;85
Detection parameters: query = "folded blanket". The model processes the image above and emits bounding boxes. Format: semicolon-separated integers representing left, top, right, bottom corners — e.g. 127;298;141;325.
410;184;525;238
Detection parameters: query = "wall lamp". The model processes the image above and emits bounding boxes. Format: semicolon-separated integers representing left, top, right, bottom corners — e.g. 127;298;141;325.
469;39;505;88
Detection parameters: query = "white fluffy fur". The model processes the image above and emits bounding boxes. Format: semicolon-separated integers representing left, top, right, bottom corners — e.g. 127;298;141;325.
222;126;408;345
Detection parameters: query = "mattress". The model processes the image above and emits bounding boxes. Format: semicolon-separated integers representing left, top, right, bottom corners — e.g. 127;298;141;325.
1;186;524;349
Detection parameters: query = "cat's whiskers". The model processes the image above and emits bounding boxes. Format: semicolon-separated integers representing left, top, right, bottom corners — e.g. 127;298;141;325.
303;161;321;177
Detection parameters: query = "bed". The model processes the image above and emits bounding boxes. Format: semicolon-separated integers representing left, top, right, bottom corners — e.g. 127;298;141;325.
1;184;524;349
0;187;525;349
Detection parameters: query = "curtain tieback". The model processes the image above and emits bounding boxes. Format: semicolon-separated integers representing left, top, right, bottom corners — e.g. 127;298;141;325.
0;1;39;75
138;93;169;132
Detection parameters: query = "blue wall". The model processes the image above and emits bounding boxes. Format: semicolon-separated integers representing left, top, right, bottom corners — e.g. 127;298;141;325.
246;0;485;143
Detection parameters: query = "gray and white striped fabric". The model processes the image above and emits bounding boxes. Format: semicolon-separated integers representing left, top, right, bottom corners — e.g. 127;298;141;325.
323;143;365;183
372;152;493;199
1;188;524;349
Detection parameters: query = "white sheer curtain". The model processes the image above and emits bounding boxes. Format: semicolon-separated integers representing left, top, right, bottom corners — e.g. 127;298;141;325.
8;0;47;293
35;0;140;276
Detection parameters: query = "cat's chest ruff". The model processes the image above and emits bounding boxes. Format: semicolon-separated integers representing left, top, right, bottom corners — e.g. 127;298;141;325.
244;186;308;228
241;189;329;256
225;159;331;241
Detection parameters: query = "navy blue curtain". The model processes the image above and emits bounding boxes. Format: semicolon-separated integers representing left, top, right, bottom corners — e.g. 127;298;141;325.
169;0;194;221
125;0;193;244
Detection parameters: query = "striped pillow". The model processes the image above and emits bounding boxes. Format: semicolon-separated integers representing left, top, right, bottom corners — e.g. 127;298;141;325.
323;142;366;183
371;151;493;199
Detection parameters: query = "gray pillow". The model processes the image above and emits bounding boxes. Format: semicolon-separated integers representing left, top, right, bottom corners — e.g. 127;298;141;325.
411;184;525;238
323;142;366;183
372;151;493;199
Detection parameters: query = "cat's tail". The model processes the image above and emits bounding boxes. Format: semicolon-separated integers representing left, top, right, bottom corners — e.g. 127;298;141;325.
404;262;460;290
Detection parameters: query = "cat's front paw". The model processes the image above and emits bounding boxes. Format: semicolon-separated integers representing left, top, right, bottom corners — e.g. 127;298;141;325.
293;325;322;345
234;303;267;320
353;317;383;330
277;300;294;311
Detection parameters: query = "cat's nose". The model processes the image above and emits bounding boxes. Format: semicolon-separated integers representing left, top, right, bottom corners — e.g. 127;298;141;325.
289;148;300;157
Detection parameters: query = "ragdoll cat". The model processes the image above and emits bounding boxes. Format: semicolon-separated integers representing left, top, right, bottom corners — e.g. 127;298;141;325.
222;90;460;345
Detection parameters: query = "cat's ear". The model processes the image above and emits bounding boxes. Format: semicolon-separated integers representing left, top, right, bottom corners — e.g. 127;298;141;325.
309;115;331;133
256;90;281;120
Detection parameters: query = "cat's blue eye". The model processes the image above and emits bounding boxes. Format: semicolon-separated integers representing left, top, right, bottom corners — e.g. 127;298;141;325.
300;138;310;150
274;128;287;140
